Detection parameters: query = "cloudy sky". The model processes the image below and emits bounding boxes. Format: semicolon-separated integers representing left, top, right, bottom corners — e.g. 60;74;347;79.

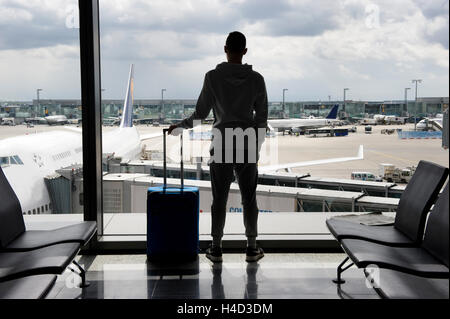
0;0;448;101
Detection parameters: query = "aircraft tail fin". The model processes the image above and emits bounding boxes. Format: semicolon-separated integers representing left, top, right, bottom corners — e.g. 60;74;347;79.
326;104;339;119
120;64;134;128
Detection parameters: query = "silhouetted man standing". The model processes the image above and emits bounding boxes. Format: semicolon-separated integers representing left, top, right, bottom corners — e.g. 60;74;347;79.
168;31;268;262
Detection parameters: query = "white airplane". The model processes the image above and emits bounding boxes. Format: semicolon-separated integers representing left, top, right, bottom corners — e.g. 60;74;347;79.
368;115;406;125
45;115;68;125
416;117;443;131
268;104;340;133
0;64;161;215
25;115;70;125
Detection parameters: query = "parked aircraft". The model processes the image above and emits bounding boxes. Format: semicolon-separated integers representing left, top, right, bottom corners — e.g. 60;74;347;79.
267;105;340;133
0;64;161;215
416;117;443;131
25;115;71;125
45;115;68;125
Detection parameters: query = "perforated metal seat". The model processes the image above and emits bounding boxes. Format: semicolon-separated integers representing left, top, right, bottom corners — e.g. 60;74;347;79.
0;167;93;289
0;275;57;299
341;239;449;278
338;184;449;282
0;167;97;252
0;243;80;283
5;221;97;252
365;269;449;299
327;160;448;247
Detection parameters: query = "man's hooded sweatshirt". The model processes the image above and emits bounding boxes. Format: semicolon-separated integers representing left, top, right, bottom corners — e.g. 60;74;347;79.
177;62;268;160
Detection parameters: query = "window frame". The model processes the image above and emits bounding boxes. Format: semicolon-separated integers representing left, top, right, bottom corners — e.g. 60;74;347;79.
79;0;104;247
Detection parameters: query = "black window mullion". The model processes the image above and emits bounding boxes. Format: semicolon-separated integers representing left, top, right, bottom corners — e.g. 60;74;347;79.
78;0;103;241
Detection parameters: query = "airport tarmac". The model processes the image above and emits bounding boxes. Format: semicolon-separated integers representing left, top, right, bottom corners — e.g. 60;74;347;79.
274;124;448;179
138;123;449;180
0;123;448;181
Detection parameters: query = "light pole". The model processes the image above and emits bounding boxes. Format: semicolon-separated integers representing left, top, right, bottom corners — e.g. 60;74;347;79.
404;88;410;117
282;88;288;118
412;79;422;131
161;88;166;121
36;88;43;117
343;88;349;116
328;95;331;102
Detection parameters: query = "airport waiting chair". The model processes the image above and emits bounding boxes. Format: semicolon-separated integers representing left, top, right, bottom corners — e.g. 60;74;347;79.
0;166;97;252
326;160;448;247
335;183;449;284
363;268;449;299
0;166;95;290
0;275;57;299
0;243;83;285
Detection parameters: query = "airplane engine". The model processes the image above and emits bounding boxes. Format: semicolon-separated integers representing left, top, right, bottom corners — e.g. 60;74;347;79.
290;127;303;135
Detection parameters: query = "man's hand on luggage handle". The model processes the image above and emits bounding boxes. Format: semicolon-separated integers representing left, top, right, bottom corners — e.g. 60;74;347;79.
167;124;178;135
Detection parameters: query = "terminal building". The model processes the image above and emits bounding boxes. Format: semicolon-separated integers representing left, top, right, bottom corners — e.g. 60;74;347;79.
1;97;448;124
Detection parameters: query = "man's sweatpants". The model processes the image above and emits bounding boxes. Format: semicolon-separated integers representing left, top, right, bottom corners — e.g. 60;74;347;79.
209;162;259;241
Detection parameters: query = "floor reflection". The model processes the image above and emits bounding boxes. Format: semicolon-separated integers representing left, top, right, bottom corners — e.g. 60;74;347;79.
245;262;259;299
46;254;379;299
211;263;225;299
147;257;200;299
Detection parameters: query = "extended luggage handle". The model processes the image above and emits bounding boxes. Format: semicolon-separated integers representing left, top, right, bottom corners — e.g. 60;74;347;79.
162;128;184;191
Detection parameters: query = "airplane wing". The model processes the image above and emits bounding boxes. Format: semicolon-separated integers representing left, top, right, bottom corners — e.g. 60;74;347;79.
140;132;163;141
63;126;161;141
258;145;364;173
63;126;82;133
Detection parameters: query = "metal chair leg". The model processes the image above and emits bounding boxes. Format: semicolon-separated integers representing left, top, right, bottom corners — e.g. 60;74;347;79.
337;286;354;299
332;256;354;284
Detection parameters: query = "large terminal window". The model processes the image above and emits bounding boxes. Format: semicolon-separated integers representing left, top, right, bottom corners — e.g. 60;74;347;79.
0;0;83;219
2;1;447;250
93;0;449;246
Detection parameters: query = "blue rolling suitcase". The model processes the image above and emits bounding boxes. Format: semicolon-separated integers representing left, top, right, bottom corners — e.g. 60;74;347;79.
146;129;199;261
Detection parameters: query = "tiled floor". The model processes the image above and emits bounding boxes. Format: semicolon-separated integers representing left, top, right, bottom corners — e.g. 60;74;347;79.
46;253;379;299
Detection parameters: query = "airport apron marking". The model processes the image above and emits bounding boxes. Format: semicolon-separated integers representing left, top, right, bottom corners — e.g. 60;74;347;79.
368;150;415;165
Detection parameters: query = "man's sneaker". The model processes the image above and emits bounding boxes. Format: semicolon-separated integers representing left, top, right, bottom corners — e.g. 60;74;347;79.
246;246;264;262
206;245;223;263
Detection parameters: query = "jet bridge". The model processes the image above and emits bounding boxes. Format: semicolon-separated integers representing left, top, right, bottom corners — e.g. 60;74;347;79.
430;119;443;131
44;164;83;214
112;160;406;198
101;174;400;215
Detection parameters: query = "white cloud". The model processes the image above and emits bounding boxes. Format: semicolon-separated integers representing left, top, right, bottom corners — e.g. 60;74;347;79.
0;0;447;101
